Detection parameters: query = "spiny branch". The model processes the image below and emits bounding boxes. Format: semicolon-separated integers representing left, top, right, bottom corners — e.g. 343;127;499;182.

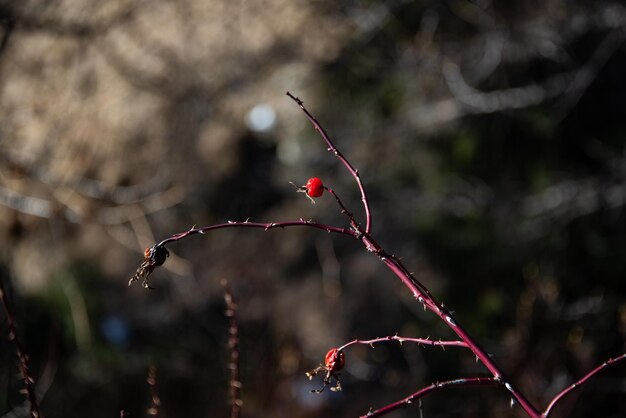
286;92;373;234
338;335;469;351
128;93;626;417
542;353;626;417
222;280;243;418
0;277;42;418
157;220;356;248
359;377;500;417
129;220;356;289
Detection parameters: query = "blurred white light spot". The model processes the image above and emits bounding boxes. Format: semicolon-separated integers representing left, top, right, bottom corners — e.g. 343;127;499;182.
277;140;302;165
246;104;276;133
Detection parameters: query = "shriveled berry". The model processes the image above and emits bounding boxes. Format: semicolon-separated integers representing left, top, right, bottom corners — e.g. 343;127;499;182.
324;348;345;372
145;245;169;267
305;177;324;198
152;245;169;266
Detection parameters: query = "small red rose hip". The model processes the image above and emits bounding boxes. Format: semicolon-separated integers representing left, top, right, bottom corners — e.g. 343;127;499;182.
324;348;345;372
305;177;324;198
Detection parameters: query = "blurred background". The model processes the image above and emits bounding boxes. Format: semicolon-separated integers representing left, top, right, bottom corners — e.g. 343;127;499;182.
0;1;625;417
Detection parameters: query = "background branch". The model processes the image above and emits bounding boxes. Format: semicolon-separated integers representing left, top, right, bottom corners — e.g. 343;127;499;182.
0;278;42;418
222;280;242;418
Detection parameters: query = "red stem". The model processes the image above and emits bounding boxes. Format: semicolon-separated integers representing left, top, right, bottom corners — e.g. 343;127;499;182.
153;210;541;416
542;353;626;417
338;335;469;351
325;181;539;414
282;96;541;416
359;377;500;418
158;219;356;247
356;233;542;417
286;92;373;235
222;280;243;418
139;94;626;417
0;277;42;418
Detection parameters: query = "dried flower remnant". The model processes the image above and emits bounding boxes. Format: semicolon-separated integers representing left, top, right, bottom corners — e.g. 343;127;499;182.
128;244;169;289
306;347;345;393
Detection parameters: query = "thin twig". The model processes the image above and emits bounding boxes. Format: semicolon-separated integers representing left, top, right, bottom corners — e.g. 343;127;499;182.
130;94;626;417
372;248;541;416
326;180;539;415
359;377;500;417
286;95;539;417
158;220;355;248
0;277;42;418
286;92;373;234
338;335;469;351
128;220;356;289
144;96;541;416
146;365;160;417
325;187;361;234
542;353;626;417
222;280;242;418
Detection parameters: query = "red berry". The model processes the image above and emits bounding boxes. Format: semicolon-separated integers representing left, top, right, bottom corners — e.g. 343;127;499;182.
305;177;324;198
324;348;345;372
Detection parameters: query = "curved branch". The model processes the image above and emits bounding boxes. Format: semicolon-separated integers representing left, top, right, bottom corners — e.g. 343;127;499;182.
157;219;356;247
286;92;373;234
141;100;541;417
364;240;541;416
338;334;469;351
542;353;626;417
359;377;500;418
129;219;356;288
0;278;42;418
222;280;242;418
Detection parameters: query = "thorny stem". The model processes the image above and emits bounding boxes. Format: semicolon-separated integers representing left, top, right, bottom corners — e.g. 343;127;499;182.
338;335;469;351
326;181;539;414
222;280;243;418
542;353;626;417
0;277;42;418
134;94;626;417
359;377;500;418
287;101;540;415
325;187;362;237
157;220;355;248
286;92;373;235
350;220;542;417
